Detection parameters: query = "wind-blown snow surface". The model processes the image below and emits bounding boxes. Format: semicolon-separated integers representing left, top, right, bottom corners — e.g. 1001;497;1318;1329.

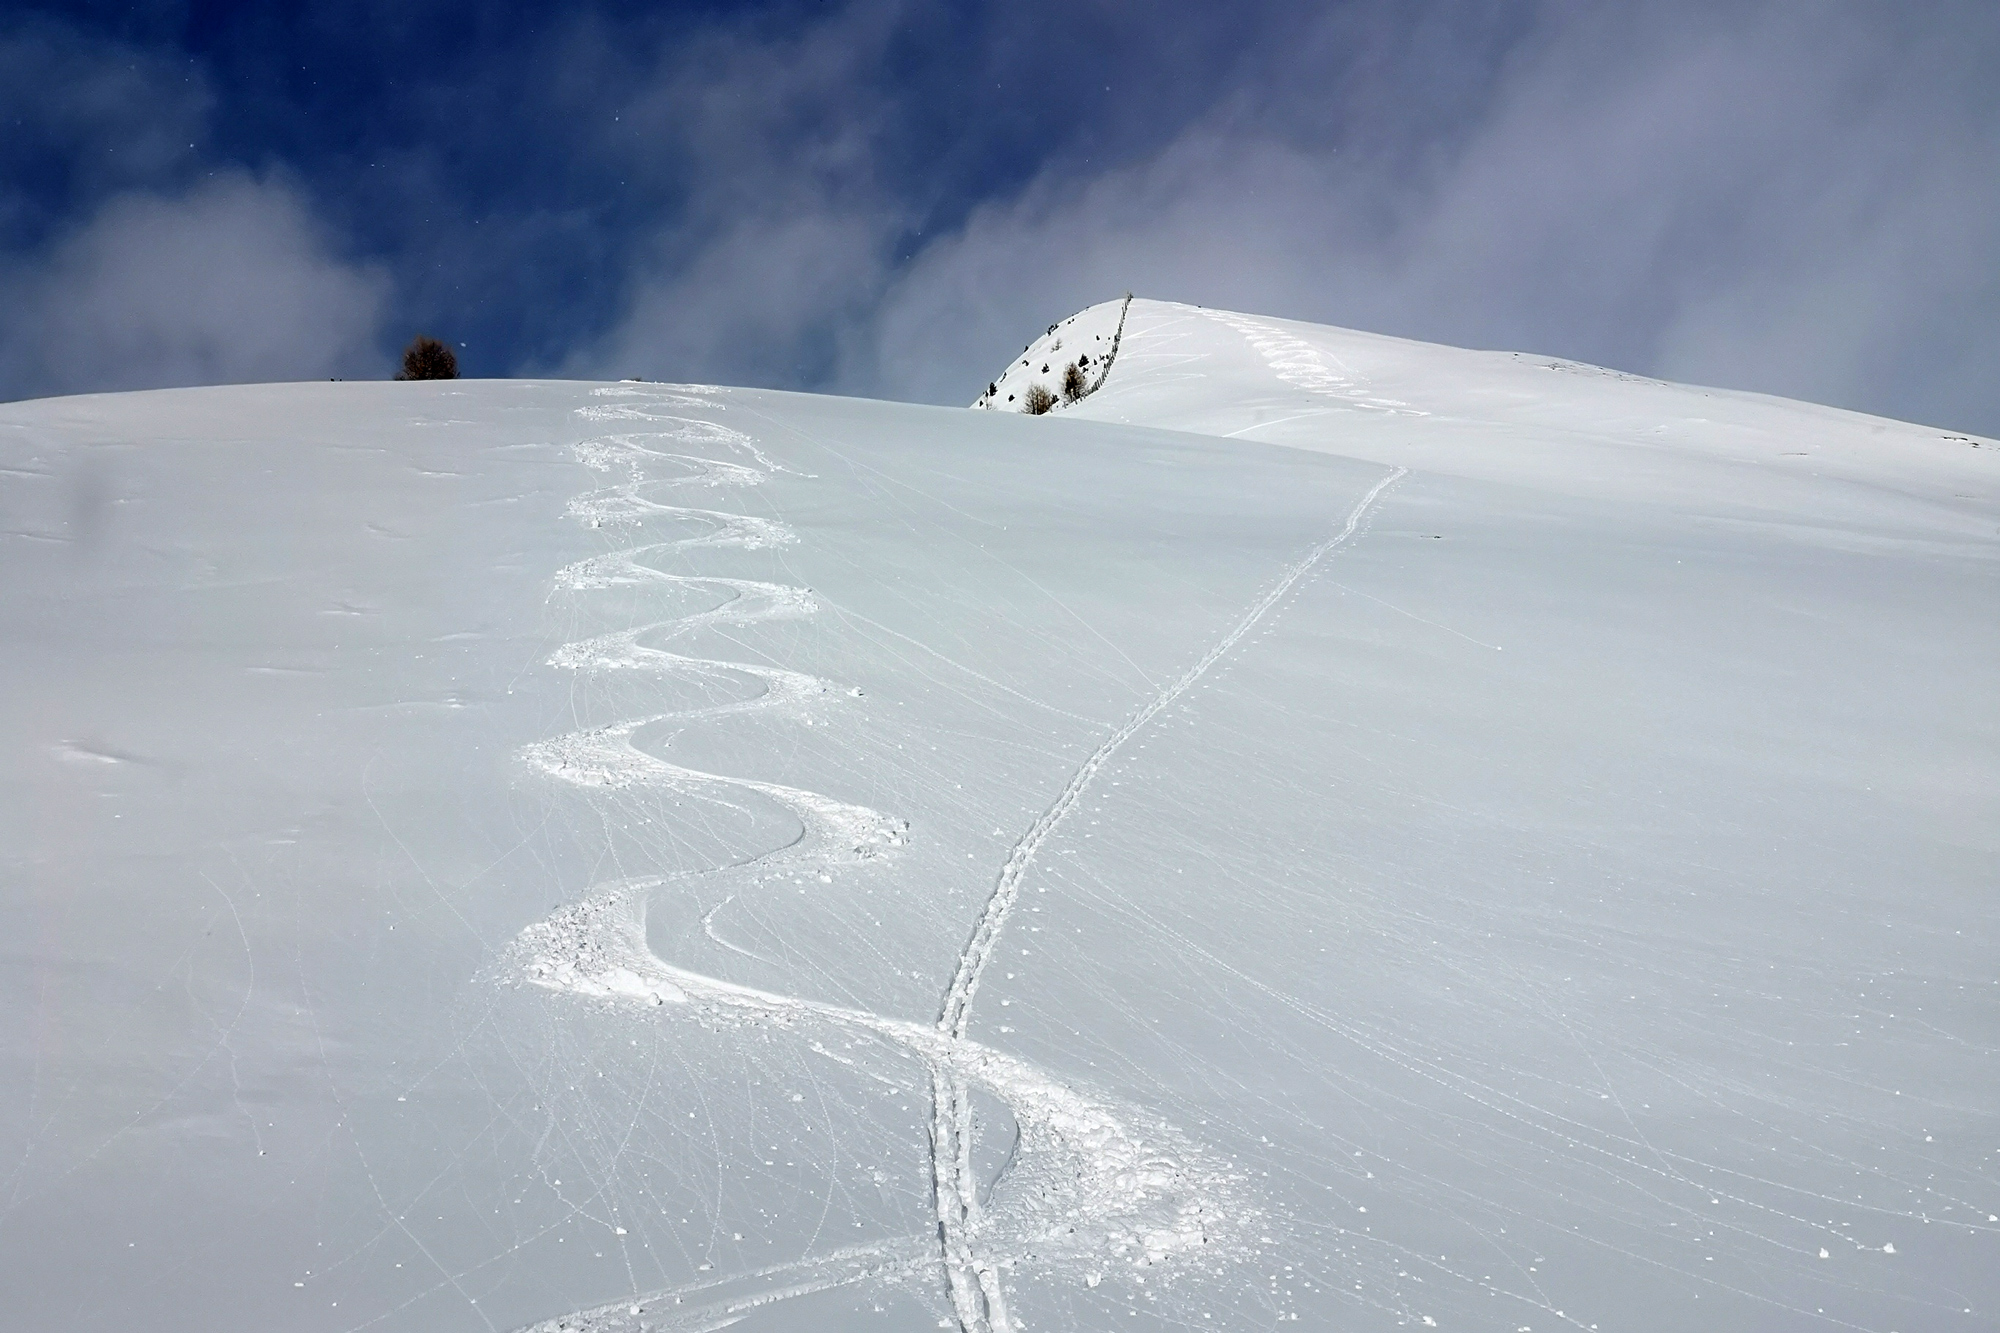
1;305;1995;1333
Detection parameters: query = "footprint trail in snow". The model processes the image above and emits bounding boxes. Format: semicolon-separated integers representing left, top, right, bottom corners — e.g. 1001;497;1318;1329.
1196;305;1427;416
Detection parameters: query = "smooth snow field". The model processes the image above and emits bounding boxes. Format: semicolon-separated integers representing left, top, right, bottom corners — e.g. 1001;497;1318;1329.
2;301;1995;1333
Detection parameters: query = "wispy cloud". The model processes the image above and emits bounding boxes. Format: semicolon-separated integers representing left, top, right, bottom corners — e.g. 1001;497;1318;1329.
0;18;387;401
0;16;212;250
551;1;911;386
0;174;389;398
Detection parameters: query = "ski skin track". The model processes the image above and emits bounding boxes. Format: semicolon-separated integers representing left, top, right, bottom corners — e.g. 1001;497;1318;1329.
935;464;1409;1041
927;463;1407;1333
507;384;1405;1332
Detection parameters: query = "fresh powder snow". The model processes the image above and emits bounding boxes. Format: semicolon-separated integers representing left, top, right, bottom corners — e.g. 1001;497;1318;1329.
1;302;1994;1333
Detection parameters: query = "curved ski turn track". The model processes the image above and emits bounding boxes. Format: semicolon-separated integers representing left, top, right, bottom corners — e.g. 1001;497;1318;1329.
503;385;1404;1331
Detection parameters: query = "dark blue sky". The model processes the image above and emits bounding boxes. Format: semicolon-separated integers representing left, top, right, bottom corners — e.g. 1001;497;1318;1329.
4;1;1997;434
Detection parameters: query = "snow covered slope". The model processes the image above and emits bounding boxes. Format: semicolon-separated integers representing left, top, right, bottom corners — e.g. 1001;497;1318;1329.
1;304;1994;1333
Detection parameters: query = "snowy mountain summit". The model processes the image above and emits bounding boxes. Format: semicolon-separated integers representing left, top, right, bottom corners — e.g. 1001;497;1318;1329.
2;301;1994;1333
974;296;1132;411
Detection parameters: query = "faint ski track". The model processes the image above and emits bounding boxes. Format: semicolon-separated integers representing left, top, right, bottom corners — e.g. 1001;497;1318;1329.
504;387;1260;1333
513;1238;935;1333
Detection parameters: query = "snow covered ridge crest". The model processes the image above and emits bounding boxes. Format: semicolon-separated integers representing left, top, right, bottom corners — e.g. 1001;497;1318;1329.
496;382;1283;1332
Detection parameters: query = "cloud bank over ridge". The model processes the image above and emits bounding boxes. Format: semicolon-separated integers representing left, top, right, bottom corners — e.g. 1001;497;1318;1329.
1;175;388;399
832;4;2000;431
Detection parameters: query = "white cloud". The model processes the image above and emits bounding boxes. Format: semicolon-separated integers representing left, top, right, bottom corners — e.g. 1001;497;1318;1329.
550;0;910;387
1;174;390;401
569;211;894;387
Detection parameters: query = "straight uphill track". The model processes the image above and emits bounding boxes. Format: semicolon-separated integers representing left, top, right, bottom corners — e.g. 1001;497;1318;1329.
926;466;1405;1332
